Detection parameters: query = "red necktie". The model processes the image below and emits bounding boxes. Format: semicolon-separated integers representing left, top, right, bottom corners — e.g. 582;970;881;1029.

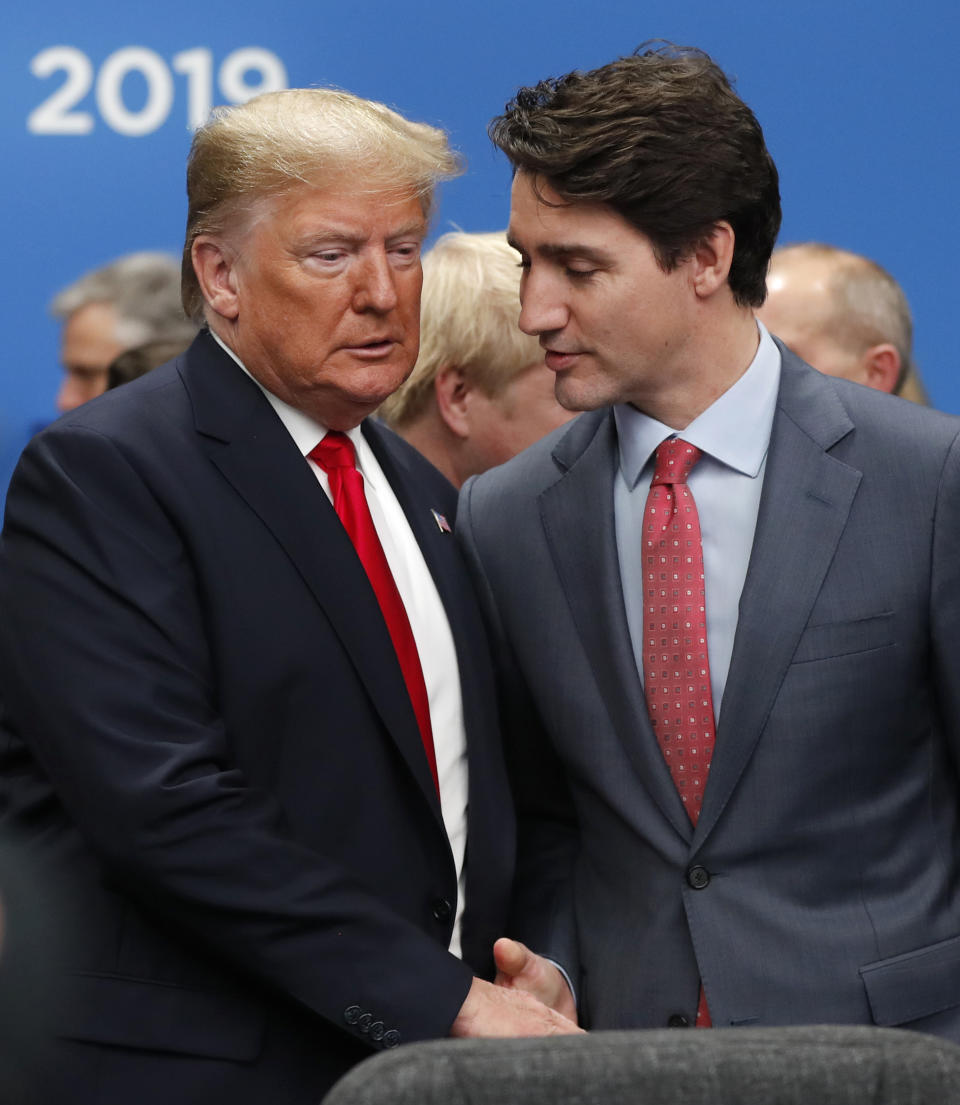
310;431;439;796
642;437;715;1026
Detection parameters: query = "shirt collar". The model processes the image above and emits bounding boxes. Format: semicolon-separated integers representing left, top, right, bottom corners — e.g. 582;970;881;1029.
614;321;781;490
209;329;380;489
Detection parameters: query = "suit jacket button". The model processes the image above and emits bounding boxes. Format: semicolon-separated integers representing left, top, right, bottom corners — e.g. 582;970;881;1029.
687;865;710;890
358;1012;373;1033
668;1014;690;1028
344;1005;362;1026
369;1021;385;1042
383;1029;401;1048
432;897;453;922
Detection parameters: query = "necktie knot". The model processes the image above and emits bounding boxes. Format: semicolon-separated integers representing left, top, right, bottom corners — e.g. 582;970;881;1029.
651;437;701;487
310;431;356;472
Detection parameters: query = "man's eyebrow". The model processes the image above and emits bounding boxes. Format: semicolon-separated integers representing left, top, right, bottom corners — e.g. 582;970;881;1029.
508;237;612;263
297;220;427;249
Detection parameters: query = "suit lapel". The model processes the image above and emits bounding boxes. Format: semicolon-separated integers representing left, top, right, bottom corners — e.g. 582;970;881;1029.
180;333;443;817
363;421;462;635
540;412;693;840
696;349;861;844
365;420;501;829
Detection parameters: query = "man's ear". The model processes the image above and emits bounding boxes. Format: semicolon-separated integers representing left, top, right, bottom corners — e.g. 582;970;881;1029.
434;366;472;438
191;236;241;321
691;221;735;299
860;343;901;394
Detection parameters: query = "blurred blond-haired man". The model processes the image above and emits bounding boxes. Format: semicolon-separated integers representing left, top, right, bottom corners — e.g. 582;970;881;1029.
380;231;573;486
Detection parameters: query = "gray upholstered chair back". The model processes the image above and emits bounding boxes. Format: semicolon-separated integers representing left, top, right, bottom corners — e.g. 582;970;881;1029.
322;1025;960;1105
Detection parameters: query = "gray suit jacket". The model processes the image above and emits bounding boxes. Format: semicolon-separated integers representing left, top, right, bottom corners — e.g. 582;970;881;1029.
457;346;960;1038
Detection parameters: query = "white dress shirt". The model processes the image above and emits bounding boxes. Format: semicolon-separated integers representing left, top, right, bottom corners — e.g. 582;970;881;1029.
614;322;781;718
211;333;469;956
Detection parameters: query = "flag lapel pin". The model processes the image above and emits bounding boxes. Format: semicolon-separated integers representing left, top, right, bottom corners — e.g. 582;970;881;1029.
431;509;452;534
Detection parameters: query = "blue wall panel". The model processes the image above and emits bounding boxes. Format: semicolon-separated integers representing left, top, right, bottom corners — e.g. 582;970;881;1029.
3;0;958;500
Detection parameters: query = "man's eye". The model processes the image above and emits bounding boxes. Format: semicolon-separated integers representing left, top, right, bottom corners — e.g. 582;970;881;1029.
566;267;597;279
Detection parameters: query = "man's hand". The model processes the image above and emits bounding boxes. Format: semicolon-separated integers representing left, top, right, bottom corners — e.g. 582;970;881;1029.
492;937;578;1024
450;977;583;1038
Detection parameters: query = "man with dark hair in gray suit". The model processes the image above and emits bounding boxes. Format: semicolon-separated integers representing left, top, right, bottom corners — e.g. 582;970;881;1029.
458;43;960;1038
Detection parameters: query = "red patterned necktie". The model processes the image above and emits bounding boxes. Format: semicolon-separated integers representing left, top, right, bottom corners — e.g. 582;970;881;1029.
309;431;439;796
642;437;715;1027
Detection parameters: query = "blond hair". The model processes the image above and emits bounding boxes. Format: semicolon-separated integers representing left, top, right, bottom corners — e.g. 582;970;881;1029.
379;231;542;426
181;88;462;321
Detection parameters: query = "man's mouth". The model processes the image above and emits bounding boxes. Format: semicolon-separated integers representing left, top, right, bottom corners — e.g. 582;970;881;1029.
544;348;582;371
344;339;397;358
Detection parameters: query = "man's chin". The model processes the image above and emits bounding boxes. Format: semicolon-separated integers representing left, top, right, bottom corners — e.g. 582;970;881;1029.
325;387;405;431
554;377;607;414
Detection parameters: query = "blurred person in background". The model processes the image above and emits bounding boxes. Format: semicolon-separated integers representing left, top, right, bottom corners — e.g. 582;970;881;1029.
758;243;928;403
51;251;198;412
379;231;573;485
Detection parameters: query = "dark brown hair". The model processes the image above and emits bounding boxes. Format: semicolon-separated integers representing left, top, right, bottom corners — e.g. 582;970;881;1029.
489;42;781;307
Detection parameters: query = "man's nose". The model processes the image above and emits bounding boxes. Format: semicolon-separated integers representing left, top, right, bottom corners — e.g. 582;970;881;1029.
352;253;400;313
518;273;568;336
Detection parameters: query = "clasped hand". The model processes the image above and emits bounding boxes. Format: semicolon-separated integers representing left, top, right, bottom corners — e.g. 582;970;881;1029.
450;937;582;1037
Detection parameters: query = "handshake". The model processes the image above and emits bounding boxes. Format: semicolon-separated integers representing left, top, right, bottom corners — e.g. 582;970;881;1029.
451;938;584;1038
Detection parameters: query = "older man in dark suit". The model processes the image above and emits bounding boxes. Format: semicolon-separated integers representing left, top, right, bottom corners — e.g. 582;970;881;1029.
0;88;576;1105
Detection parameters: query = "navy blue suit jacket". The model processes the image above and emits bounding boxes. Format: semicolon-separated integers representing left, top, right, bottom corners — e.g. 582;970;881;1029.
0;331;514;1103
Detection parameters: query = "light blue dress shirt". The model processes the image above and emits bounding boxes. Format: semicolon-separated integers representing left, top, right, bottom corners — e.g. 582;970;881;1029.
614;323;781;720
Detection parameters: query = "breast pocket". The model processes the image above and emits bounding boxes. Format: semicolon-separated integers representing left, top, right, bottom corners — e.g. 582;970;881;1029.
791;612;894;665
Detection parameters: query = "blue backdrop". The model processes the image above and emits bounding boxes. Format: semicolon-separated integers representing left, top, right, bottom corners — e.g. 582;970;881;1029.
3;0;959;502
